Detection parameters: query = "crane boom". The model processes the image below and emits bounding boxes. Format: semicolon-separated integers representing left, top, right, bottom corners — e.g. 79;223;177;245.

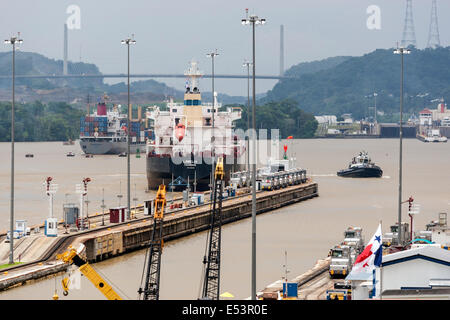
56;244;122;300
138;184;166;300
201;157;224;299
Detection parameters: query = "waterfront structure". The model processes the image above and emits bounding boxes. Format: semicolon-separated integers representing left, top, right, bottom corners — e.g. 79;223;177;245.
378;246;450;299
314;115;337;125
419;99;450;125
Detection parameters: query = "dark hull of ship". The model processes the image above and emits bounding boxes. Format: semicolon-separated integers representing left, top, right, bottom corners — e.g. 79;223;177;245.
147;155;244;190
80;139;145;155
337;166;383;178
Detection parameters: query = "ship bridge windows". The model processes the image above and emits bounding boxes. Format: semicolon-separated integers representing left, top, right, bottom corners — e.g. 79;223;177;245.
184;99;201;106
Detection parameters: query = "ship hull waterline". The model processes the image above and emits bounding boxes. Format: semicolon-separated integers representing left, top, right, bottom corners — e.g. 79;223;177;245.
147;154;245;191
80;139;146;155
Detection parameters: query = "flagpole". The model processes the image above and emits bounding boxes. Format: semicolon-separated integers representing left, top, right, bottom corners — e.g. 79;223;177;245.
379;220;383;300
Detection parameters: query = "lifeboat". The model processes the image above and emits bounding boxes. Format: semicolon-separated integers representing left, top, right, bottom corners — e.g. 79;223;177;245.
175;123;185;142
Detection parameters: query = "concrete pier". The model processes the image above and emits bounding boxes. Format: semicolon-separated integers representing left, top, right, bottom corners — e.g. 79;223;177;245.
0;181;318;292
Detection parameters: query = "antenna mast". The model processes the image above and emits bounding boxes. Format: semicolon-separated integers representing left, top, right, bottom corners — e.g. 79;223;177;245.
401;0;417;48
427;0;441;48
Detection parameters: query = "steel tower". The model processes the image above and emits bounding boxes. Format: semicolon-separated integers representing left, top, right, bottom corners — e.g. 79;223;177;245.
280;25;284;76
427;0;441;48
401;0;417;48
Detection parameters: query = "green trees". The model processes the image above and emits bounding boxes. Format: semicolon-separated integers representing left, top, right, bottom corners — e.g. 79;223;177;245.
0;101;83;142
232;99;318;139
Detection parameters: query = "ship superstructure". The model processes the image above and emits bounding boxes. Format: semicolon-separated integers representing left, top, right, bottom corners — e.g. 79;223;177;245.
146;61;246;190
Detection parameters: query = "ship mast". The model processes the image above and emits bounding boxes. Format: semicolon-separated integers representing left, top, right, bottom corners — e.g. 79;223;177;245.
184;61;202;92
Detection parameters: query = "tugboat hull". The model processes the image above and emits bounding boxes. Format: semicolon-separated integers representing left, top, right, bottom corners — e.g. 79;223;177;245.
337;166;383;178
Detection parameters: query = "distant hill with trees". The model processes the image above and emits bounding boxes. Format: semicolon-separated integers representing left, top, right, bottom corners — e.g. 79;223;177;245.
0;101;83;142
230;99;318;139
263;47;450;121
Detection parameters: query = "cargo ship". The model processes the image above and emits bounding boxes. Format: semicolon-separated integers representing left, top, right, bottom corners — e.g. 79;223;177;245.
79;100;153;155
145;61;246;190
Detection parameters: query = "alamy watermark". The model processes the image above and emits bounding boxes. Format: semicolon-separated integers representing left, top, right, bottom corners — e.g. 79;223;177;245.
150;127;282;166
366;5;381;30
66;5;81;30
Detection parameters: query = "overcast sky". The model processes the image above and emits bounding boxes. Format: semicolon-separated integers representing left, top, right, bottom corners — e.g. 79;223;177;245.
1;0;449;96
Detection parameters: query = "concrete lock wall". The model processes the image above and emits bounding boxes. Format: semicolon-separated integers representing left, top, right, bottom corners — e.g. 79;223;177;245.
85;183;318;263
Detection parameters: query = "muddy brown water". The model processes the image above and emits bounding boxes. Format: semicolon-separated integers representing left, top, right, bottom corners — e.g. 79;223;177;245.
0;139;448;299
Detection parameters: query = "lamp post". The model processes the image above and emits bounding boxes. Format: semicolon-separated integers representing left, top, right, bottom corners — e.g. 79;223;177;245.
241;12;266;300
243;60;252;180
4;34;22;264
207;50;219;190
393;46;410;246
101;188;106;226
373;92;378;125
121;36;136;221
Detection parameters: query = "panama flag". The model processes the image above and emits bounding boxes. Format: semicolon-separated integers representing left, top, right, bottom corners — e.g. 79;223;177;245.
350;224;383;275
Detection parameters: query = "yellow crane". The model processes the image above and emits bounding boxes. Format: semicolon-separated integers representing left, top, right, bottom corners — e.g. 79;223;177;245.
138;184;166;300
56;244;122;300
201;157;224;299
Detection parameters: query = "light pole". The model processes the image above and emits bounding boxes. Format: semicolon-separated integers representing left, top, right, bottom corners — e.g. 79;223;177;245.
5;34;22;265
133;183;138;219
241;12;266;300
243;60;252;180
394;46;410;246
207;50;219;190
373;92;378;125
121;36;136;221
101;188;106;226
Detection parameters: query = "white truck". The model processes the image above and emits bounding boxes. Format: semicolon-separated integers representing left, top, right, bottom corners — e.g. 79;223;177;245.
342;227;365;254
230;171;244;188
329;245;354;278
383;222;410;247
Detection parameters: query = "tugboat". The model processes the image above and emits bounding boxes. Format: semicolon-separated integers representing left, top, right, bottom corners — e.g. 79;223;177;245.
337;151;383;178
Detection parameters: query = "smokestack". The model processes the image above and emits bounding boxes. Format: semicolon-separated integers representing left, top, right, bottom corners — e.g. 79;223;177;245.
63;23;68;75
279;25;284;76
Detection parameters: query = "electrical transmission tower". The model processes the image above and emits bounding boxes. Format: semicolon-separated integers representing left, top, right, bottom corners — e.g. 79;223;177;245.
401;0;417;48
427;0;441;48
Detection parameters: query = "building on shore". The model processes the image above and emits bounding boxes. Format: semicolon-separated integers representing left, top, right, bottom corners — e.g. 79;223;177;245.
418;99;450;137
348;213;450;300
